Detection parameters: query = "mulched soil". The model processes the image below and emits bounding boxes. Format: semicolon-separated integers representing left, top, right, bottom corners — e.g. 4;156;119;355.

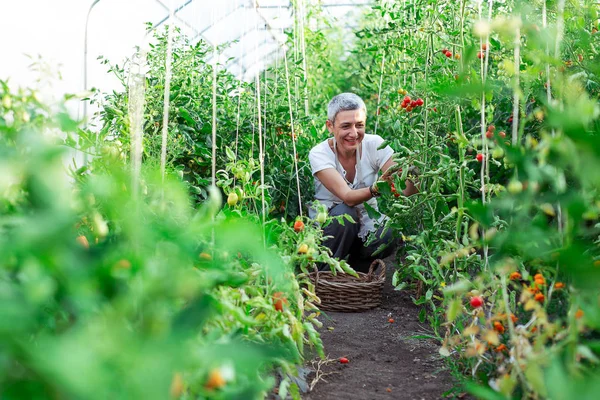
302;256;463;400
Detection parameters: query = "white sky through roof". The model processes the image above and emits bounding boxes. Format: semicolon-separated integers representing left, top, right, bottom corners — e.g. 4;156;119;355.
0;0;371;108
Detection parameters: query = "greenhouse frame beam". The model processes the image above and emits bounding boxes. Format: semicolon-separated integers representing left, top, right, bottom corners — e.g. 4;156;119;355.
252;3;284;47
151;0;194;31
194;5;246;37
238;46;281;76
255;2;371;9
221;24;270;44
190;13;272;44
83;0;102;128
153;0;206;43
232;43;279;69
235;41;279;70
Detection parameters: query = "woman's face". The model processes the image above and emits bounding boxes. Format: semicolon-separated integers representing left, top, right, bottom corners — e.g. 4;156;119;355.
326;109;366;155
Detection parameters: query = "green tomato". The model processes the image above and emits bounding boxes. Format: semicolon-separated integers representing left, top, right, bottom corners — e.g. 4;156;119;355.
492;147;504;159
19;110;30;123
507;180;523;194
2;95;12;109
227;192;239;206
316;211;327;224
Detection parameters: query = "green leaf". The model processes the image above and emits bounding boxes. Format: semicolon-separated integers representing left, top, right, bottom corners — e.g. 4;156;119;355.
225;146;235;161
447;298;462;323
364;202;382;220
442;280;472;296
418;308;426;323
525;362;547;398
57;112;79;132
173;294;218;332
465;382;508;400
425;288;433;300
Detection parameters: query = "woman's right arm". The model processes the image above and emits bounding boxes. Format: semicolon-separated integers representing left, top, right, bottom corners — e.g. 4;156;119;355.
315;168;373;207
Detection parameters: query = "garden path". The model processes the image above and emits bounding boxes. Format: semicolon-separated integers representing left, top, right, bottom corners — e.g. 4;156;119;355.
302;256;462;400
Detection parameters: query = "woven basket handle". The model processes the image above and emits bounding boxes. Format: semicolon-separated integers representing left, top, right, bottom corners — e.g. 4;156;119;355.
366;259;386;282
313;265;320;292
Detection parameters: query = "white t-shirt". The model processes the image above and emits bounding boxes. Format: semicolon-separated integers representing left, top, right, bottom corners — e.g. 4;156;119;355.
308;134;394;240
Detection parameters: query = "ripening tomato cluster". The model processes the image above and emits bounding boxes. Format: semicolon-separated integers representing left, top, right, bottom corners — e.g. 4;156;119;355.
390;182;400;197
484;124;507;140
400;95;424;112
273;291;288;312
441;48;458;59
477;43;488;59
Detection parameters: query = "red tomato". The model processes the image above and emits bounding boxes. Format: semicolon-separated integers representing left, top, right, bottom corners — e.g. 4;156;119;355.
274;299;284;312
416;98;424;106
470;296;484;308
476;153;484;162
293;220;305;232
339;357;349;364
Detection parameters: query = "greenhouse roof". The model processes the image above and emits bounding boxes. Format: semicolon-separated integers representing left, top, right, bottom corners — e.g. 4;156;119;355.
150;0;372;80
0;0;371;101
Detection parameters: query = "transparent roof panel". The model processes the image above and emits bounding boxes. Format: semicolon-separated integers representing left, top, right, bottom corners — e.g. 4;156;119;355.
149;0;372;80
201;8;263;44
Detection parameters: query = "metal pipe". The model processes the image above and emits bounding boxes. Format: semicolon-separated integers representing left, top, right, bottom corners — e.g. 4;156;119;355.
149;0;194;32
83;0;101;128
83;0;101;165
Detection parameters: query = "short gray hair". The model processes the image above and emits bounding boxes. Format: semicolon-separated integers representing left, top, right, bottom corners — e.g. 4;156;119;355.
327;93;367;124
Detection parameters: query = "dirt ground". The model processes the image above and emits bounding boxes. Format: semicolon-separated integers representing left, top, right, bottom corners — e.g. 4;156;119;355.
302;257;461;400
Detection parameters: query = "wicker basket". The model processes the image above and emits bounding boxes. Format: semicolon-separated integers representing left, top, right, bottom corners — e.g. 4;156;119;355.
309;259;386;312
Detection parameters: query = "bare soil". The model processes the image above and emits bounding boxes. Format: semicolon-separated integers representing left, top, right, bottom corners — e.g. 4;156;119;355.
302;256;462;400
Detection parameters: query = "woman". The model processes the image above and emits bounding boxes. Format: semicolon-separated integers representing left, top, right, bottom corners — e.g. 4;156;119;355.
308;93;417;271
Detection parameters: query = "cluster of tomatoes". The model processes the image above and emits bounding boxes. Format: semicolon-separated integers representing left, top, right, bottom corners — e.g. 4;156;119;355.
484;124;506;140
390;182;400;198
475;124;509;163
399;95;424;112
477;43;488;59
441;48;459;59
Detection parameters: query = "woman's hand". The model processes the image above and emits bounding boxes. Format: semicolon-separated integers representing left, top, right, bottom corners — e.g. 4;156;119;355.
376;164;420;196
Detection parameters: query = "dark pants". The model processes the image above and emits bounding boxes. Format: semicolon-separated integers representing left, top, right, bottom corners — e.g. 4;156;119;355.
321;203;395;273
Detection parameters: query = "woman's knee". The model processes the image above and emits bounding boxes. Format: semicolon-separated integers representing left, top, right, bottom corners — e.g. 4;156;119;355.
324;203;360;236
328;203;359;220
